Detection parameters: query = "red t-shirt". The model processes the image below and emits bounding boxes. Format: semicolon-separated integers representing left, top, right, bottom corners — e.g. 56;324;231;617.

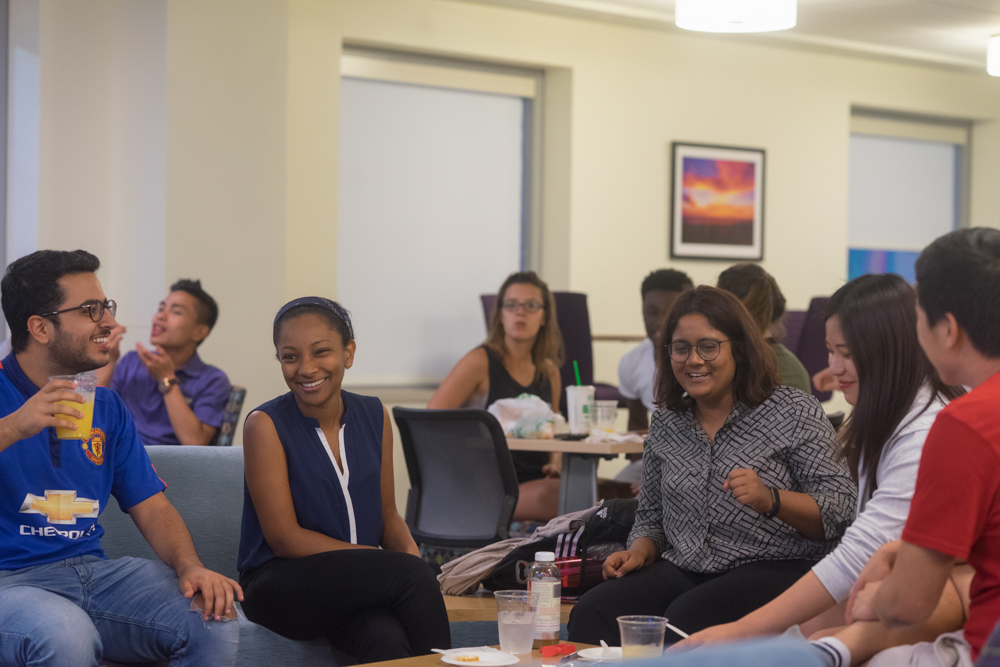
902;370;1000;659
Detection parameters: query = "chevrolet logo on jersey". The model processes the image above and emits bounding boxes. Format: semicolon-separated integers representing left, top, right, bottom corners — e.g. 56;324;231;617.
19;490;100;525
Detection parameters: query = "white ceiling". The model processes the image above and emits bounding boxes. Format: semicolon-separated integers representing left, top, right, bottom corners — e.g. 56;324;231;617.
460;0;1000;70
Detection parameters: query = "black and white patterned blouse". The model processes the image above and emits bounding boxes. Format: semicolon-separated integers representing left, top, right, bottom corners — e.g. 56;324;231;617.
628;385;857;574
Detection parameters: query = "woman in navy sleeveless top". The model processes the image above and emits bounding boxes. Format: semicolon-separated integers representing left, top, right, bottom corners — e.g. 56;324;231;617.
429;271;564;521
238;298;450;663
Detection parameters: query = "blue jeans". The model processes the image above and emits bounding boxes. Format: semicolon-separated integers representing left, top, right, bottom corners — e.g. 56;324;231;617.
981;618;1000;665
631;638;827;667
0;555;238;667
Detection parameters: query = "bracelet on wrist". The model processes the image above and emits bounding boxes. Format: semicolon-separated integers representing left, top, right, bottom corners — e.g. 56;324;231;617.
761;487;781;519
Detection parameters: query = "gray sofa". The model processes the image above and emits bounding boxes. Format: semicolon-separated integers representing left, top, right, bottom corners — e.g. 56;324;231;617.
100;445;352;666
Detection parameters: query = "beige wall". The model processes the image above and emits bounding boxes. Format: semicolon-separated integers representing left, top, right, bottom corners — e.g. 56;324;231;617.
24;0;1000;471
27;0;291;447
165;0;291;425
327;0;1000;386
37;0;167;347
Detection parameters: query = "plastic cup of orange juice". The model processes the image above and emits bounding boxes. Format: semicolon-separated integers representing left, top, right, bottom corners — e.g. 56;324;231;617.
49;373;98;440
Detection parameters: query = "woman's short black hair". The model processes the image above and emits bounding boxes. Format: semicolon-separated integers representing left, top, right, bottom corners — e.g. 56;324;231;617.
272;300;354;349
1;249;101;353
915;227;1000;358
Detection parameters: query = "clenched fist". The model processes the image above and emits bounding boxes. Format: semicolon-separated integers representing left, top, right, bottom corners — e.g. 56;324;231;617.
723;468;773;515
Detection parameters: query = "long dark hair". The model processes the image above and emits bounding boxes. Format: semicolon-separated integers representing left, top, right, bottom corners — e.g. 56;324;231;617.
485;271;565;380
655;286;779;412
828;274;963;490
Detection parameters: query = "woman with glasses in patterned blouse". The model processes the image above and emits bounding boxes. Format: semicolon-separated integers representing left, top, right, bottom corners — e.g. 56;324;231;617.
677;274;968;666
568;286;857;646
429;271;564;521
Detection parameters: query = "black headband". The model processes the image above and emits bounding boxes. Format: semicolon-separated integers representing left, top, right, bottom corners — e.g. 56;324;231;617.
273;297;354;341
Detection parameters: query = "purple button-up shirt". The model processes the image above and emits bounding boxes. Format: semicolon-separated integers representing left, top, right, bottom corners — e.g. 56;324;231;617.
111;350;231;446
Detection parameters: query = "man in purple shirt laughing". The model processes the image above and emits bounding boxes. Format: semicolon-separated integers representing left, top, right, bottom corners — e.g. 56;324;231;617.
99;279;230;446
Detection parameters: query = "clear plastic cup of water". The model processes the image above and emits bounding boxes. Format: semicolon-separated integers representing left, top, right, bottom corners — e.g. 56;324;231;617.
618;615;668;658
594;400;619;431
495;590;535;655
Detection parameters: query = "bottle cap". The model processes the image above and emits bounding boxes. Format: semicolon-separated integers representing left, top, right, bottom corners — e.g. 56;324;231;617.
535;551;555;562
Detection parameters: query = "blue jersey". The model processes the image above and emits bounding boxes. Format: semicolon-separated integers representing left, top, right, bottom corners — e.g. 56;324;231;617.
0;353;165;570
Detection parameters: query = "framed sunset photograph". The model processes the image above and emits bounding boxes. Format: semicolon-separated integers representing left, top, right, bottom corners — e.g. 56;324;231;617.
670;142;765;260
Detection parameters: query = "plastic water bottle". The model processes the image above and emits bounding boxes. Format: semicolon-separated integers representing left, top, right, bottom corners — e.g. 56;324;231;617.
528;551;561;647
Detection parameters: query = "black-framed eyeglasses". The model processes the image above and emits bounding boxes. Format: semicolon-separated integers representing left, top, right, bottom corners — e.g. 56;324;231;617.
40;299;117;323
501;299;544;314
667;338;730;363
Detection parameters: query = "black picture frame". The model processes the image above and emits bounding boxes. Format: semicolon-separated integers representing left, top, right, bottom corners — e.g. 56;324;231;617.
669;142;766;261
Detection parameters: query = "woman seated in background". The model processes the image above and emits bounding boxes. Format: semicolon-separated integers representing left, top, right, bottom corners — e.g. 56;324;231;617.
238;297;450;663
717;263;812;394
567;286;857;646
682;274;968;666
429;271;564;521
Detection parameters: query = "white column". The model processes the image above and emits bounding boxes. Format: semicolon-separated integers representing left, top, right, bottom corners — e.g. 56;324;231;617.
33;0;167;350
7;0;40;268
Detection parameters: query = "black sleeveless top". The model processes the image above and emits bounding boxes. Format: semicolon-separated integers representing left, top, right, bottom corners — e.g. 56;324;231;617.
482;345;552;483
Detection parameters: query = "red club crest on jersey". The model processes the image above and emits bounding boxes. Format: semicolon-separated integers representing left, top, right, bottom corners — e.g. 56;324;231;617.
83;429;105;466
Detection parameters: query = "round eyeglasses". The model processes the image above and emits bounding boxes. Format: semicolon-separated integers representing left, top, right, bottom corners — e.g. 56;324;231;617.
40;299;117;323
501;299;544;314
667;338;730;364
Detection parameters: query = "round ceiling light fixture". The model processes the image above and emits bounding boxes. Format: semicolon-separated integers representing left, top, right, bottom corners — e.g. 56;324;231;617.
988;36;1000;76
675;0;797;33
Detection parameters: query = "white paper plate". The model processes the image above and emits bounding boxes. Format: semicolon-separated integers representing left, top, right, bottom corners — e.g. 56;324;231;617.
439;650;520;666
578;647;623;660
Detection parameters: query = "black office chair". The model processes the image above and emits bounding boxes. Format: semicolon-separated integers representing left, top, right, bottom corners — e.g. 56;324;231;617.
393;407;519;549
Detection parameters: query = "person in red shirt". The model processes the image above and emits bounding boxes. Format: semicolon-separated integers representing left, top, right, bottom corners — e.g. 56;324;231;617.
849;227;1000;662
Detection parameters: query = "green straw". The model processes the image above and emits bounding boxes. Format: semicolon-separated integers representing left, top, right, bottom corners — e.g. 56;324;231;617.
572;360;582;386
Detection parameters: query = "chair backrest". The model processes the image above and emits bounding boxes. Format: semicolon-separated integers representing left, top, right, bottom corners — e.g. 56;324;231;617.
794;296;832;402
212;385;247;446
100;446;245;581
481;291;594;414
393;407;519;549
782;310;807;356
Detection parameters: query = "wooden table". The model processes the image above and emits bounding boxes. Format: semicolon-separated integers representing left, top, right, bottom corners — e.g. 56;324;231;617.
444;594;574;624
507;437;644;514
369;645;599;667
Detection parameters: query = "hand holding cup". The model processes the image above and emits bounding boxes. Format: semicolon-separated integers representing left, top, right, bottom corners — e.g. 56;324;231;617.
49;373;98;440
4;378;84;442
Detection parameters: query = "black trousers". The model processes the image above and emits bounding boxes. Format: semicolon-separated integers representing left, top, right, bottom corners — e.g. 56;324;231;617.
240;549;452;663
567;558;815;646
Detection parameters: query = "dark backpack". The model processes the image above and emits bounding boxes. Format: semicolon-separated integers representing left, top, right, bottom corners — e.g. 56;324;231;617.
482;498;638;596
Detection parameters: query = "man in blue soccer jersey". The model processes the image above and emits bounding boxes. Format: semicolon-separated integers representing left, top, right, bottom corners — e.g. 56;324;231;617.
0;250;240;667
